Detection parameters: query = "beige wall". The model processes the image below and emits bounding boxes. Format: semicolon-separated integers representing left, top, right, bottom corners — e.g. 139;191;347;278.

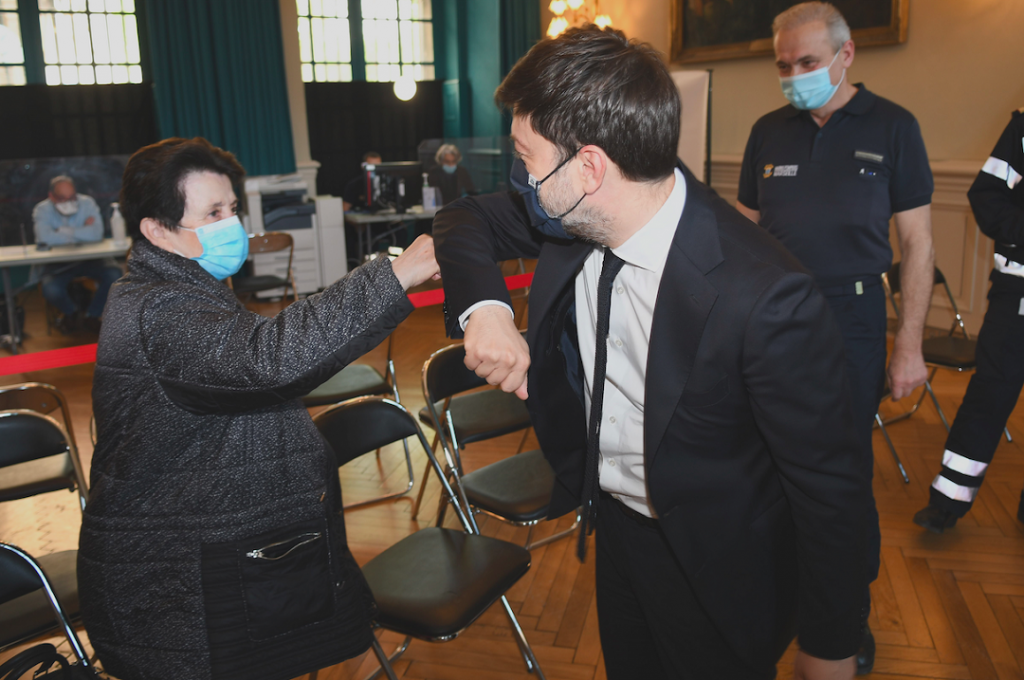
543;0;1024;163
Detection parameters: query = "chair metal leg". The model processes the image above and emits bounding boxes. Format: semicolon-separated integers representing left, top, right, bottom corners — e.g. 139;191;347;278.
875;413;909;483
410;458;433;519
411;432;441;519
1005;427;1013;443
923;379;951;432
525;510;582;550
363;633;408;680
500;595;546;678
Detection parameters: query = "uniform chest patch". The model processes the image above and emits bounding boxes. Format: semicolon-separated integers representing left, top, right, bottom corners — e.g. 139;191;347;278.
769;164;798;177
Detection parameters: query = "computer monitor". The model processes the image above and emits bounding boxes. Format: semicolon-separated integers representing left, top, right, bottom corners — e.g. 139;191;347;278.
363;161;423;214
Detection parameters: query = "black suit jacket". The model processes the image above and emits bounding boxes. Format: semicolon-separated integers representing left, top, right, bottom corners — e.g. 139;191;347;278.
433;163;869;665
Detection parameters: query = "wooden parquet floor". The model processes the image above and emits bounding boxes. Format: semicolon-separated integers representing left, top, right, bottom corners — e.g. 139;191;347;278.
2;273;1023;680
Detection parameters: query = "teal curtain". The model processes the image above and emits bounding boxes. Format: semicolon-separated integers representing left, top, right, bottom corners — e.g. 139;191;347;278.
499;0;540;134
500;0;540;78
144;0;296;176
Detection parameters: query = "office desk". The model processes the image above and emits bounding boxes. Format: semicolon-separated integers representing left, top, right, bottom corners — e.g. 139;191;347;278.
344;208;439;266
0;238;131;353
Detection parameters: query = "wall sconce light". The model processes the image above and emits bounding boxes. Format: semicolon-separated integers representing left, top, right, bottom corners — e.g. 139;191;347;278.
547;0;612;38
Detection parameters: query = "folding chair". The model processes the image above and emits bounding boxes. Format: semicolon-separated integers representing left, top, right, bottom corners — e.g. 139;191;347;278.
302;335;414;509
313;397;546;680
882;263;1012;442
232;232;298;304
0;543;85;662
0;384;88;512
414;341;579;550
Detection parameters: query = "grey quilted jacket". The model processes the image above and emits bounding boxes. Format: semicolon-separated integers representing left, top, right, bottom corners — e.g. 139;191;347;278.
79;238;413;680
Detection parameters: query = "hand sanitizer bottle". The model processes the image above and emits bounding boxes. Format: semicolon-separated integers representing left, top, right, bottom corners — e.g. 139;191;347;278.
110;202;127;246
422;173;436;210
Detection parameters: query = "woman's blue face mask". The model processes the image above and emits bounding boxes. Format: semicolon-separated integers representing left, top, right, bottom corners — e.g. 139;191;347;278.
179;214;249;280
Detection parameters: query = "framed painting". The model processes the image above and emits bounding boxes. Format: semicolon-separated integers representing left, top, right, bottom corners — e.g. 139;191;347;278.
670;0;909;64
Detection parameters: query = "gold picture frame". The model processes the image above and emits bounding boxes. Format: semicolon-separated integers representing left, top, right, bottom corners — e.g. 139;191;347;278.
670;0;909;65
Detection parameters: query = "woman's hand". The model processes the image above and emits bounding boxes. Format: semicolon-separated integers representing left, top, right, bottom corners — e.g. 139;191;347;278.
390;234;441;290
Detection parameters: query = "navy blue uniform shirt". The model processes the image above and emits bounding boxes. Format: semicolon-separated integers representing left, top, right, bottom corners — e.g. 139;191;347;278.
738;84;933;289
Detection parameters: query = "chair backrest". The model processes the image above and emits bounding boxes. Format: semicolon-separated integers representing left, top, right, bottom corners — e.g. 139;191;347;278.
884;262;966;338
313;397;475;532
248;231;293;256
422;342;487;404
0;543;89;664
0;408;88;510
0;382;78;451
0;410;70;468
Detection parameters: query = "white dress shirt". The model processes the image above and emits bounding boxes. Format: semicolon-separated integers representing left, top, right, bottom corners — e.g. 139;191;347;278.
577;167;686;517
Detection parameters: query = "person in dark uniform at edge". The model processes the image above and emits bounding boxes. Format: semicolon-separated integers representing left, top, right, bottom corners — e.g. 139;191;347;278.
342;151;382;212
912;108;1024;534
426;143;477;205
434;24;869;680
735;3;935;674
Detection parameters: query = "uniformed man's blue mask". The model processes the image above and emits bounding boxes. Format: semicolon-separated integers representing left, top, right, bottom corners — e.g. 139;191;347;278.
508;153;583;239
779;48;844;110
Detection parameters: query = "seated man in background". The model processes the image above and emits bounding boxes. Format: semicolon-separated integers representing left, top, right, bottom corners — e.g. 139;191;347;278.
342;151;382;211
32;175;122;334
427;143;477;205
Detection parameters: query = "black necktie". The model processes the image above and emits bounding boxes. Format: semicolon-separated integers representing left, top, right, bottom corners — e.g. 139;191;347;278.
578;248;626;561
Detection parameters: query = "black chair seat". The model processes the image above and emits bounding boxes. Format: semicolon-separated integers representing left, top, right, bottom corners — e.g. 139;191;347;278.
302;365;391;407
418;390;531;446
0;550;79;649
922;336;976;370
232;274;289;294
362;527;531;641
461;449;553;524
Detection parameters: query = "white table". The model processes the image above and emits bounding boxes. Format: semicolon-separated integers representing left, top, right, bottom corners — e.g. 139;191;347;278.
344;207;439;266
0;238;132;353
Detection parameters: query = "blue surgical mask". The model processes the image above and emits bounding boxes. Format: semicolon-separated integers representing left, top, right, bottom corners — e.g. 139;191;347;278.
442;164;457;174
508;151;584;239
779;49;844;110
179;215;249;280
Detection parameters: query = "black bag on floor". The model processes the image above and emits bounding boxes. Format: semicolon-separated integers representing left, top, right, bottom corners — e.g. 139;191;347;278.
0;643;101;679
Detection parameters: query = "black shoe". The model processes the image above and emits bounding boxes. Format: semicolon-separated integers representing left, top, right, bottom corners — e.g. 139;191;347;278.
857;623;875;675
913;503;958;534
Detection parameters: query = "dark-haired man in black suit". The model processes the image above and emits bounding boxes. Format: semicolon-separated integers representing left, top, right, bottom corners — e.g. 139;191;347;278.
433;25;870;680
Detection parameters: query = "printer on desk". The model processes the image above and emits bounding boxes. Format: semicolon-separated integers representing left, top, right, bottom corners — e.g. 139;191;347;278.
242;174;347;297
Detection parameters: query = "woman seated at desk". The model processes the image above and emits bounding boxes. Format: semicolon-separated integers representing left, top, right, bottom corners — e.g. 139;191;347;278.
426;143;477;205
78;136;439;680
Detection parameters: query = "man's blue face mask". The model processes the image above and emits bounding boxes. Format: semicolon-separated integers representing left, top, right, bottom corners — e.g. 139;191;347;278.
779;48;844;111
508;150;584;239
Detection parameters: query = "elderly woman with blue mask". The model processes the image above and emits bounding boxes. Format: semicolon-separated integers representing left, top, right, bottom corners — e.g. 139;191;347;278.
77;137;439;680
426;143;477;206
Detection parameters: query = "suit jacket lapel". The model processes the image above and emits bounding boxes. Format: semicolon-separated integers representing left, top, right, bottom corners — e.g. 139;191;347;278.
645;168;723;465
526;239;591;350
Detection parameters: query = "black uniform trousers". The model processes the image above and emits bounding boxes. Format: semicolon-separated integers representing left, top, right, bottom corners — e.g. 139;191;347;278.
595;492;778;680
930;271;1024;516
824;284;887;609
